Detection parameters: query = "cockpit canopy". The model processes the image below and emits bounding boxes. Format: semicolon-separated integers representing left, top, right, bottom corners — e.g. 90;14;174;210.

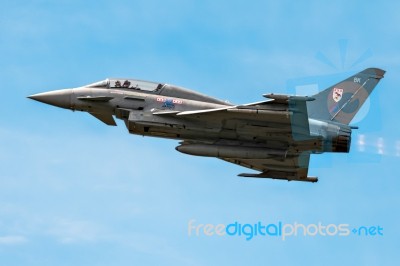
86;78;164;92
84;78;230;105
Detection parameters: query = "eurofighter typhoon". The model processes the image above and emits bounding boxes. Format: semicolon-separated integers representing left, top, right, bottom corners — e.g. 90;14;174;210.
29;68;385;182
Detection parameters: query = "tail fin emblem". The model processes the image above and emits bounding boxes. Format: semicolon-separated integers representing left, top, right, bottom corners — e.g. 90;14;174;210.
333;88;343;102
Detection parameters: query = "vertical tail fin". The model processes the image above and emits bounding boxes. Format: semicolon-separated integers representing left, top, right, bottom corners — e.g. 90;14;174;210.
307;68;385;125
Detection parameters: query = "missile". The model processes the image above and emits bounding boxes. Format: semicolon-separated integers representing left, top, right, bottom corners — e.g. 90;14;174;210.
176;144;287;159
238;172;318;183
263;94;315;102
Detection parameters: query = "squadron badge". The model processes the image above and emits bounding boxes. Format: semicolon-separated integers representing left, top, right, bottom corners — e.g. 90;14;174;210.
333;88;343;102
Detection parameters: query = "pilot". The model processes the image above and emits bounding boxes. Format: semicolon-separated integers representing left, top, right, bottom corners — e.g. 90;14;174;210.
123;80;131;88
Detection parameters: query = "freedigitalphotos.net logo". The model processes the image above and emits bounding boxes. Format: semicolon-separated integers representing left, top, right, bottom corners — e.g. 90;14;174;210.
188;219;383;241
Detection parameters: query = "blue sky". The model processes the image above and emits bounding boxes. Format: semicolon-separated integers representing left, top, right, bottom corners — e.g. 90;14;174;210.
1;0;399;265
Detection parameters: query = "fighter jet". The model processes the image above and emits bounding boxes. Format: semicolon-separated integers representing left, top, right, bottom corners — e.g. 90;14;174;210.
28;68;385;182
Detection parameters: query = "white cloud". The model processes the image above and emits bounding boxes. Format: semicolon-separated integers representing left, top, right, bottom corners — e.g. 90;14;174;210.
46;218;104;244
0;235;28;245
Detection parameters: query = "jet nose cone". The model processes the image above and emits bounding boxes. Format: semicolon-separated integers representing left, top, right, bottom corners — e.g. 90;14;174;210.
28;89;73;109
